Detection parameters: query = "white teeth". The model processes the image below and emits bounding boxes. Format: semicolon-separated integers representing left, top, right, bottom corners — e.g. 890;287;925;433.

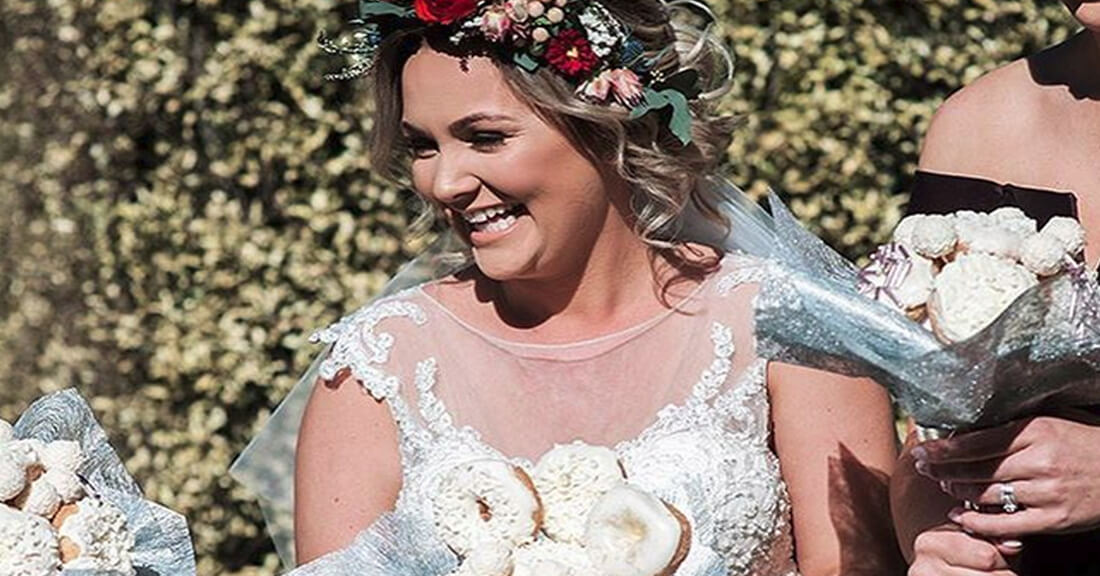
463;205;522;231
481;215;517;233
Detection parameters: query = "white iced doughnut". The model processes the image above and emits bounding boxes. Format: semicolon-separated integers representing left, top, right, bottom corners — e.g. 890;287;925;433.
451;542;514;576
432;459;542;556
892;215;926;250
1041;217;1086;257
40;441;83;475
0;452;28;502
953;211;994;250
54;497;135;575
513;540;595;576
12;477;61;519
584;484;691;576
928;253;1038;343
1019;233;1066;277
894;254;935;310
911;215;957;259
965;225;1024;260
0;505;61;576
42;468;84;504
6;439;43;469
991;207;1038;237
532;442;624;544
0;420;13;445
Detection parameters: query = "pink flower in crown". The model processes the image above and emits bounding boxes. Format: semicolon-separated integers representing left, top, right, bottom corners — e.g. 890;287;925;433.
581;68;645;107
581;72;613;102
606;68;645;107
479;4;513;41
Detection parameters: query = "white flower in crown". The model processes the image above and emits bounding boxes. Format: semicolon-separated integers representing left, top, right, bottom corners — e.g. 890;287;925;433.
580;68;645;108
503;0;529;22
577;2;626;58
479;4;514;42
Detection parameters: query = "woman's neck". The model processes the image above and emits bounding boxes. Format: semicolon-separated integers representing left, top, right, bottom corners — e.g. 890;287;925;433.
491;228;663;338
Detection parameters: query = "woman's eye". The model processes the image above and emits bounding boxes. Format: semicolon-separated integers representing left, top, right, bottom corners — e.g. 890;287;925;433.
407;139;437;159
469;131;508;149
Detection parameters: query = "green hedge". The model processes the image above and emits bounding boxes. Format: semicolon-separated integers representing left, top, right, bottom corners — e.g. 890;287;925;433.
0;0;1076;573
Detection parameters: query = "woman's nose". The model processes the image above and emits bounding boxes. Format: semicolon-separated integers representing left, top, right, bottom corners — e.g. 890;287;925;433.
431;151;481;209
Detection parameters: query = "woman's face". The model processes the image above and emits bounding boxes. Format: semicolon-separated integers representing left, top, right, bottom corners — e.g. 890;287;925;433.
400;45;622;282
1063;1;1100;31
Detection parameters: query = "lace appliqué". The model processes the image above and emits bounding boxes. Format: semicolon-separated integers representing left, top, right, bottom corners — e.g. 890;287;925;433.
718;252;775;297
310;298;427;400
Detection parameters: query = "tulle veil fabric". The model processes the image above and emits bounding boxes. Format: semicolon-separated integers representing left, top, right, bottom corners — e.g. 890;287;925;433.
228;176;778;568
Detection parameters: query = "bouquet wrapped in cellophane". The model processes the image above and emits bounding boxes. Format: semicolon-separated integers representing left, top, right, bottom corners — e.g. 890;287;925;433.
733;182;1100;432
286;443;729;576
1;388;196;575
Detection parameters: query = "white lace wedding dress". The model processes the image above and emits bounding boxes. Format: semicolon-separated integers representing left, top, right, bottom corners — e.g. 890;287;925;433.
310;253;799;575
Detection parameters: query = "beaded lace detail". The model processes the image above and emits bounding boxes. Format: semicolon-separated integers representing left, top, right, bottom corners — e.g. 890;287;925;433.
313;254;799;575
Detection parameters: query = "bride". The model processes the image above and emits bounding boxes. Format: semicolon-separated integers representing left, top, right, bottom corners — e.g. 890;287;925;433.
244;0;902;573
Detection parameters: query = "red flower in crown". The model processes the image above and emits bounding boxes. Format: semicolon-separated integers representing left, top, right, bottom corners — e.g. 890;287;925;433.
545;29;599;78
414;0;480;24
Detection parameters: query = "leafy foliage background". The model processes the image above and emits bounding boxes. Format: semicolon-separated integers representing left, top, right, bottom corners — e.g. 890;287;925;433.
0;0;1077;573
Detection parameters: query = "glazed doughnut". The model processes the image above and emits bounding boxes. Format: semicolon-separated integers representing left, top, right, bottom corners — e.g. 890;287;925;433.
584;484;691;576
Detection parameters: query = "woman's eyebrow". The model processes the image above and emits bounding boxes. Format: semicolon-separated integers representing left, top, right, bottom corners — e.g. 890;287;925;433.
400;121;430;138
448;113;516;135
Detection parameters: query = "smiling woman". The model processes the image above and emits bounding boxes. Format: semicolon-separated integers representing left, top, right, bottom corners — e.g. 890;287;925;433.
235;1;904;574
367;10;738;285
399;50;617;283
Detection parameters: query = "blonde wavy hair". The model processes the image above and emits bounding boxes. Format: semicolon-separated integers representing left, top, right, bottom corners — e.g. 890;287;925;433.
369;0;737;274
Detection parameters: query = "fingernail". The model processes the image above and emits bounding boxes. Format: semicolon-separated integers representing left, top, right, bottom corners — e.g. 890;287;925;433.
939;480;951;494
911;446;928;461
915;459;930;477
948;507;964;523
1000;539;1024;549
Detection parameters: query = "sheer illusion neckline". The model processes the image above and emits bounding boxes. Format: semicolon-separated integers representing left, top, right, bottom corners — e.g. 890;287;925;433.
415;265;722;361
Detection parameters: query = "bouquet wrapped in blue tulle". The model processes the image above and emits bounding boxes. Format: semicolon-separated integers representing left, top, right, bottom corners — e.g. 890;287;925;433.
0;388;196;575
734;183;1100;431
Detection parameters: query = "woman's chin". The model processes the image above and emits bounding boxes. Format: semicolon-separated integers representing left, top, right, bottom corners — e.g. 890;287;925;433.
471;251;538;282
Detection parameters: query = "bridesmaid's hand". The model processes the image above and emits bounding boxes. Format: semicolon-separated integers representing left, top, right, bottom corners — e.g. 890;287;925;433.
908;523;1018;576
912;415;1100;539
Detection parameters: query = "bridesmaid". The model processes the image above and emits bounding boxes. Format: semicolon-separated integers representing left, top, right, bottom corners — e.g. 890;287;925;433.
892;3;1100;575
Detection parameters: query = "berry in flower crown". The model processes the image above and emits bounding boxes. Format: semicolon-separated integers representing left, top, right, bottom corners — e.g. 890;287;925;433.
318;0;707;144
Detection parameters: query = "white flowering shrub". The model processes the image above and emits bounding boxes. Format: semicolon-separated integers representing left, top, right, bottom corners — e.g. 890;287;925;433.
0;0;1077;573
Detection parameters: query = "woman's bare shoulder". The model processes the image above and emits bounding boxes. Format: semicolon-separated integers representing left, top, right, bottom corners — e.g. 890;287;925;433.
294;369;403;563
919;58;1046;174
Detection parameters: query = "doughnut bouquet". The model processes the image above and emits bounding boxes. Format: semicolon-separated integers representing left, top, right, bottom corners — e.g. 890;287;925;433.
737;186;1100;431
0;389;196;575
288;442;727;576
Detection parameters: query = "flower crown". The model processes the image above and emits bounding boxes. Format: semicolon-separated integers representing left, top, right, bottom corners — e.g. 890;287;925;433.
319;0;707;144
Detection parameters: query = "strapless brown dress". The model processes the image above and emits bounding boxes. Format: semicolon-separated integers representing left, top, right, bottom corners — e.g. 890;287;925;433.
908;170;1100;576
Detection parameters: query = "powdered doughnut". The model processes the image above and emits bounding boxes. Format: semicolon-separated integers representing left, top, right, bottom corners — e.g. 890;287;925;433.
432;459;543;556
54;496;135;575
512;539;595;576
0;504;60;576
532;441;624;544
928;253;1038;342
